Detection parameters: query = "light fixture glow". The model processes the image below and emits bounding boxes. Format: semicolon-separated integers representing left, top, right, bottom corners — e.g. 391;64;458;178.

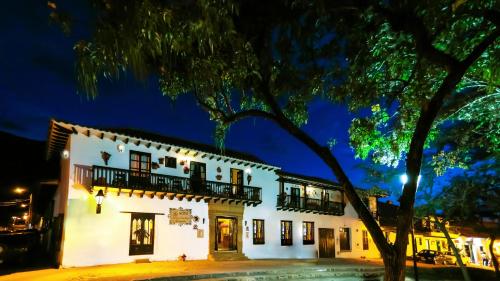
14;187;26;194
95;189;105;214
62;149;70;159
245;168;252;174
117;144;125;153
400;174;408;185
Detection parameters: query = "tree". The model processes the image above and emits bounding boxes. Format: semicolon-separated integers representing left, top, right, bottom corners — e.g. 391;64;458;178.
418;159;499;278
52;1;499;280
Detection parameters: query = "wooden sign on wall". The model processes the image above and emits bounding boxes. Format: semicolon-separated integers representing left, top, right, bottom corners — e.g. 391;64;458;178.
168;207;192;226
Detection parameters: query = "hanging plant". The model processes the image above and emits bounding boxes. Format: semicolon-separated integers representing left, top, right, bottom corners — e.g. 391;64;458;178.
216;167;222;173
101;151;111;165
183;166;190;174
216;174;222;181
247;174;252;185
152;162;160;169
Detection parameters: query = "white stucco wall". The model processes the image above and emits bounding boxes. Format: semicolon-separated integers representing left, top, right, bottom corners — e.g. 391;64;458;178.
58;130;378;267
243;180;379;259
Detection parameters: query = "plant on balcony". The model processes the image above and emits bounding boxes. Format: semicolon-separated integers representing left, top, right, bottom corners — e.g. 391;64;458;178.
216;174;222;180
152;162;160;169
183;166;189;174
100;151;111;165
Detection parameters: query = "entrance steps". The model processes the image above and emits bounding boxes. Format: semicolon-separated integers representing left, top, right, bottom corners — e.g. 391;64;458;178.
208;251;249;261
150;267;384;281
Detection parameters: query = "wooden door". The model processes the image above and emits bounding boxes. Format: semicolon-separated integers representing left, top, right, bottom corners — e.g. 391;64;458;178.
190;161;206;192
319;228;335;258
291;187;300;208
230;168;243;196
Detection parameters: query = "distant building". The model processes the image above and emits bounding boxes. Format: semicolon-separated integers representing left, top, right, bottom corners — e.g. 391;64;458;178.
47;120;378;267
373;201;497;266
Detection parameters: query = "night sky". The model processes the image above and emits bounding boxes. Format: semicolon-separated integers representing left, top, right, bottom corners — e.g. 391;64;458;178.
0;1;405;193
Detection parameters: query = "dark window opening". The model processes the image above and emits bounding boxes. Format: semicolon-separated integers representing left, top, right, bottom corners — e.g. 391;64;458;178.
165;156;176;168
129;213;155;255
303;221;314;245
253;219;265;245
362;230;369;250
281;220;293;246
339;227;351;251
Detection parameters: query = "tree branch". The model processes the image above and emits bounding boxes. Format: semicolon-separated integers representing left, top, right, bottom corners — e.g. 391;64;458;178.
395;27;499;255
254;82;393;256
461;27;500;69
375;6;460;70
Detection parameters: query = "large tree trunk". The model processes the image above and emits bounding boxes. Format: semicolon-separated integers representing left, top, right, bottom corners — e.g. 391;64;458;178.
382;251;407;281
434;217;471;281
489;234;499;278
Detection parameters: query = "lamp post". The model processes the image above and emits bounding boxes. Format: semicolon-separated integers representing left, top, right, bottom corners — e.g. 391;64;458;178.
401;174;419;281
95;190;105;214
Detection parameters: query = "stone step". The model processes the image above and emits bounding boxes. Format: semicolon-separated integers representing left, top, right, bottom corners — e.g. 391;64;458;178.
149;268;384;281
208;252;249;261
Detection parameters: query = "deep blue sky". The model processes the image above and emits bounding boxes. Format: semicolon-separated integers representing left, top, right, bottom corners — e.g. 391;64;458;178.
0;1;399;191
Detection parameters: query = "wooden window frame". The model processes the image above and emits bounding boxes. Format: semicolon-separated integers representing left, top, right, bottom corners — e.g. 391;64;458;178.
129;150;152;173
253;219;265;245
302;221;314;245
281;220;293;246
339;227;351;251
165;156;176;168
362;230;369;250
129;212;155;256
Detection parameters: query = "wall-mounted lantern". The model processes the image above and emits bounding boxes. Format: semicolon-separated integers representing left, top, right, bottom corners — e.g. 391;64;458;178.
62;149;70;159
245;168;252;185
117;144;125;153
95;189;105;214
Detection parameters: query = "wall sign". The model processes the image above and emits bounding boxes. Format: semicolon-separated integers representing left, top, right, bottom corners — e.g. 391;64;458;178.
168;207;192;226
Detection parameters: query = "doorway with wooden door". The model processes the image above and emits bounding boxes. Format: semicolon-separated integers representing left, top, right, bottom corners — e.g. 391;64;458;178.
190;161;206;193
230;168;243;197
319;228;335;258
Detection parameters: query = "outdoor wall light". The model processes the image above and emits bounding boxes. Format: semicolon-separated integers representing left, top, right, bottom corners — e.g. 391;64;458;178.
62;149;70;159
117;143;125;153
95;189;105;214
400;174;422;188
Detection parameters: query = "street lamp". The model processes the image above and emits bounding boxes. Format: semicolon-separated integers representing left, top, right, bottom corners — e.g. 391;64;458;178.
95;190;105;214
14;187;26;194
401;173;420;281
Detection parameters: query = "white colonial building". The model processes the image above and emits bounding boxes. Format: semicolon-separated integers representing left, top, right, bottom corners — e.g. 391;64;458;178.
47;119;379;268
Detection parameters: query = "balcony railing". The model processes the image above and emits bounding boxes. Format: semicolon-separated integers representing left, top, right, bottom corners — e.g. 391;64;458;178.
75;165;262;204
276;194;344;216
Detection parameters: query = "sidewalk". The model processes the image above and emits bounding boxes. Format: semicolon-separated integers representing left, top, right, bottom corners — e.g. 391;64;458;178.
0;259;382;281
0;258;495;281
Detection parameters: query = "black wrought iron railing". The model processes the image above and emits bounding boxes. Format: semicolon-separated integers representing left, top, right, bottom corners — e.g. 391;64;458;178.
87;165;261;201
276;194;344;215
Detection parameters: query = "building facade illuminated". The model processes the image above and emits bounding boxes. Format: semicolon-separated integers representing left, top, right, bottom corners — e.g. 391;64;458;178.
47;120;380;267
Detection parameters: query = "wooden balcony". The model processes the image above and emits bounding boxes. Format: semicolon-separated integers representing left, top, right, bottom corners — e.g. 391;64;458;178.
75;165;262;206
276;194;344;216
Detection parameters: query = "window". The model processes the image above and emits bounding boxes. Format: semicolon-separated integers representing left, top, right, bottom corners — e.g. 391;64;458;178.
362;230;369;250
281;220;293;246
165;156;176;168
130;151;151;173
253;219;265;244
129;151;151;188
129;213;155;255
339;227;351;251
303;222;314;245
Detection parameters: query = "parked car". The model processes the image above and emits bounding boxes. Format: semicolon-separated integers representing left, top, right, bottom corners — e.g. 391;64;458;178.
417;249;440;264
435;251;470;265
